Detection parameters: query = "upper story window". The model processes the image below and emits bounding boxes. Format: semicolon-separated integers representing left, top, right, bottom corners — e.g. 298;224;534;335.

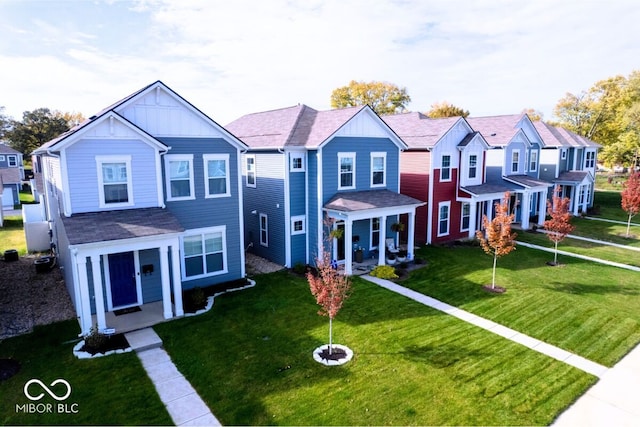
291;215;306;235
165;154;194;201
529;150;538;172
468;155;477;179
441;155;451;182
246;155;256;188
204;154;230;198
182;226;227;280
371;152;386;187
338;152;356;190
585;151;595;168
96;155;133;208
7;155;18;167
511;150;520;173
290;154;305;172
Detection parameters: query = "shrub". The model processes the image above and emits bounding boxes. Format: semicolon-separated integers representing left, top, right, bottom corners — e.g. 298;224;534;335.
292;262;307;275
370;265;399;280
84;325;107;350
185;287;207;312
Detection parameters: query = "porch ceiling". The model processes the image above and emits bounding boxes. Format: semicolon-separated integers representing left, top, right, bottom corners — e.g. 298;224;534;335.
324;189;424;214
62;207;184;245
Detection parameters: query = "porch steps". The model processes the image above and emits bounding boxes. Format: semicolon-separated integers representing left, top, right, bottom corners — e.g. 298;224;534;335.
124;328;163;352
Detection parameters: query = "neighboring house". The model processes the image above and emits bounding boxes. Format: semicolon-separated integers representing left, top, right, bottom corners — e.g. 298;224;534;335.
534;121;600;215
0;143;24;209
383;113;491;245
226;104;424;275
33;81;247;335
465;114;551;229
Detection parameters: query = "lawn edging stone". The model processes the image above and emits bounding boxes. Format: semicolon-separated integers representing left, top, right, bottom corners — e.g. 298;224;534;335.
312;344;354;366
185;278;256;317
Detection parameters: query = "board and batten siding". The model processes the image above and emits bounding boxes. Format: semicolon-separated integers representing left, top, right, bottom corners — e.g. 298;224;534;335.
307;150;320;261
64;138;160;214
242;151;286;266
289;156;307;266
539;148;560;182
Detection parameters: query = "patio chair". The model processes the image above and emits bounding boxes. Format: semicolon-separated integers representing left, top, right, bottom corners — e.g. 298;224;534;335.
385;238;399;254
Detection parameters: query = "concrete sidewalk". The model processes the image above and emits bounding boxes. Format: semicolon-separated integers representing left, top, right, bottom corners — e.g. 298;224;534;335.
125;328;221;426
361;275;640;426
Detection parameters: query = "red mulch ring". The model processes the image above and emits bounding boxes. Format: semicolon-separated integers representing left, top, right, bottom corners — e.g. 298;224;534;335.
0;358;21;381
318;346;348;361
482;285;506;294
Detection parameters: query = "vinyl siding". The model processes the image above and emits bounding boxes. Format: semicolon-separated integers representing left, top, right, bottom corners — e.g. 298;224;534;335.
140;249;162;303
431;168;465;243
307;150;319;261
400;150;430;245
289;160;307;266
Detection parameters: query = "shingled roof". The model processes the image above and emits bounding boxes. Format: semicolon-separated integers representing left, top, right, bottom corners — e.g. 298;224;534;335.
533;121;600;148
381;113;461;150
465;114;526;147
324;190;424;212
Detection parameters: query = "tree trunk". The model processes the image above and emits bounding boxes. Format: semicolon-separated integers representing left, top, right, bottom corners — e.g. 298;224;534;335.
492;252;497;289
554;240;559;264
627;213;633;238
329;316;333;355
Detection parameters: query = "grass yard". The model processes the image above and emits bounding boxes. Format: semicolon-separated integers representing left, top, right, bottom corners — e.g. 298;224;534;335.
516;230;640;266
0;320;172;425
0;215;27;255
155;271;594;426
590;190;631;222
594;173;627;192
403;244;640;367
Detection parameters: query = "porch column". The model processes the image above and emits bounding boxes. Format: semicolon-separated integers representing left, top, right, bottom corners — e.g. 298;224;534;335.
170;243;184;317
407;211;415;260
521;192;531;230
571;186;579;216
159;245;173;320
378;215;387;267
468;202;477;239
487;199;494;222
344;218;353;275
90;255;107;332
75;253;92;335
538;190;547;226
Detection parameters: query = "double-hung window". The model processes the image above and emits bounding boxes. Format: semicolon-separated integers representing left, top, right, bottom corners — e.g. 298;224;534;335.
246;155;256;188
182;227;227;279
7;155;18;167
511;150;520;173
585;151;595;168
468;155;477;179
260;213;268;246
441;155;451;181
530;150;538;172
203;154;230;198
438;201;450;236
165;154;194;201
370;152;386;187
96;155;133;207
461;203;470;231
338;153;356;190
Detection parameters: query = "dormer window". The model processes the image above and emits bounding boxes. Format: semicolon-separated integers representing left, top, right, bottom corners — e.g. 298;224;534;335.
511;150;520;173
468;155;477;179
529;151;538;172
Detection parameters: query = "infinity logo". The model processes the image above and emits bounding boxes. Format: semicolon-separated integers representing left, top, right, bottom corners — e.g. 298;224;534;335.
24;379;72;401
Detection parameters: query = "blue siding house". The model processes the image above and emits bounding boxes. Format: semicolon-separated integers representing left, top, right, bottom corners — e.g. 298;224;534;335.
34;81;247;335
226;104;424;275
0;143;24;209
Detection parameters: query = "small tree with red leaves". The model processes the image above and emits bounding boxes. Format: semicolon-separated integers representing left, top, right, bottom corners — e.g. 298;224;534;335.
622;172;640;238
475;192;517;290
544;186;575;265
307;216;351;355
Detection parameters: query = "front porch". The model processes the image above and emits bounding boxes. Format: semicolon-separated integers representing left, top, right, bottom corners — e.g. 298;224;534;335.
92;301;167;334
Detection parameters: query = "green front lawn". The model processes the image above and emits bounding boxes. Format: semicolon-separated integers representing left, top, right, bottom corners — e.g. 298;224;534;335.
0;216;27;255
404;245;640;367
0;320;171;426
155;271;594;426
570;216;640;246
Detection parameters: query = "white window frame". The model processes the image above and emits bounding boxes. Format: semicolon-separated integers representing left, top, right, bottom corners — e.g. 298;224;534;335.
290;153;305;172
96;155;134;208
468;154;477;179
461;202;470;232
259;213;268;246
438;201;450;237
338;152;356;190
291;215;306;235
165;154;195;201
441;154;451;182
370;217;380;250
203;154;230;198
181;226;228;280
561;149;567;160
585;151;595;169
511;150;520;173
246;155;256;188
0;155;5;162
530;150;538;172
370;152;386;188
7;155;18;167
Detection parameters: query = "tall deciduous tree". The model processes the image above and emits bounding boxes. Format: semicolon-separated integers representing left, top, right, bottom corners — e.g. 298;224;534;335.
476;193;517;290
307;216;351;355
6;108;70;155
330;80;411;115
544;186;575;265
0;106;12;140
621;172;640;238
426;101;469;118
522;108;544;121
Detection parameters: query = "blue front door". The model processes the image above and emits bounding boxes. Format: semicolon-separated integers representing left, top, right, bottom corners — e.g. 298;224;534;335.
109;252;138;308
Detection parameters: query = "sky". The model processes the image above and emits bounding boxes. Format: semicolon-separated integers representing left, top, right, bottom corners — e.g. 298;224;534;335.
0;0;638;125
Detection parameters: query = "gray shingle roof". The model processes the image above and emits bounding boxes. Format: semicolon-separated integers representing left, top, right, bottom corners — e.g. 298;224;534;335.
381;113;461;149
460;183;514;197
533;121;601;148
0;144;21;155
504;174;552;188
554;171;591;184
466;114;525;147
62;208;183;245
324;190;424;212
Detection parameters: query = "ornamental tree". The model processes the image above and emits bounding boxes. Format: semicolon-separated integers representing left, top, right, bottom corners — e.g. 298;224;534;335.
475;192;517;290
307;216;351;355
622;172;640;237
544;186;575;265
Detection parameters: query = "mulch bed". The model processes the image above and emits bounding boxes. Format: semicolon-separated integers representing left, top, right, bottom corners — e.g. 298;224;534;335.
318;346;348;361
80;333;130;355
482;285;506;294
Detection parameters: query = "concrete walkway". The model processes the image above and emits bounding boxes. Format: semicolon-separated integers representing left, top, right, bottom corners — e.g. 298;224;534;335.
125;328;221;426
361;275;640;425
536;228;640;252
584;215;640;228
